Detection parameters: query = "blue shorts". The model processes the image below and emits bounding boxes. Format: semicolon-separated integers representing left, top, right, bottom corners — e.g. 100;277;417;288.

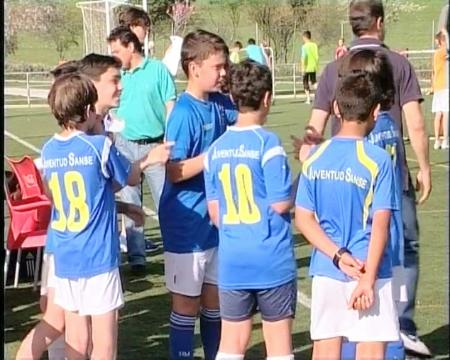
219;280;297;322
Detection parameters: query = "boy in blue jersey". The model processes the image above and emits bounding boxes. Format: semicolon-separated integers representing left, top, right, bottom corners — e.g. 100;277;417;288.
35;73;171;359
158;29;237;360
338;49;407;360
295;71;400;359
204;60;296;360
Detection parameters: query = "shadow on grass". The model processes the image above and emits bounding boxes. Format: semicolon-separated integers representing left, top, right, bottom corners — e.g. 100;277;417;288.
421;324;449;357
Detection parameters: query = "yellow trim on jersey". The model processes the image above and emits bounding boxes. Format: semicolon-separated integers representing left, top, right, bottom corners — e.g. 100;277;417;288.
356;140;379;229
302;140;332;177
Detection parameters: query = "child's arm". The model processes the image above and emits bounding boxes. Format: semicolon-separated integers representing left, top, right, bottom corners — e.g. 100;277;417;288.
348;209;391;311
295;207;365;280
166;154;205;183
127;142;173;186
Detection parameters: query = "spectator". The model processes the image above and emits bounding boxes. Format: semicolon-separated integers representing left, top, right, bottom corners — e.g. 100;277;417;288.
229;41;247;64
245;38;268;66
300;30;319;104
296;0;431;356
107;26;176;273
335;38;348;59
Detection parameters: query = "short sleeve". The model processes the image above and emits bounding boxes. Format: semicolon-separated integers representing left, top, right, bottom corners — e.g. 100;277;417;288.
262;134;291;203
312;62;337;113
295;165;315;212
158;62;177;103
102;139;131;188
372;155;397;212
165;107;194;161
398;60;423;106
222;95;238;125
203;150;219;201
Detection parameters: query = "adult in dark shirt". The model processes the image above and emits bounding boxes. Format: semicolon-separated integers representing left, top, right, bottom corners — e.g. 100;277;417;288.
296;0;431;357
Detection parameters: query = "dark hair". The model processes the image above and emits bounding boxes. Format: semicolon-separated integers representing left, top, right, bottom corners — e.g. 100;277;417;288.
118;6;151;28
234;41;243;49
181;29;229;77
230;60;272;111
78;53;122;81
349;0;384;37
338;49;394;110
50;60;79;79
335;72;382;122
48;73;98;127
248;38;256;45
107;26;142;53
303;30;311;39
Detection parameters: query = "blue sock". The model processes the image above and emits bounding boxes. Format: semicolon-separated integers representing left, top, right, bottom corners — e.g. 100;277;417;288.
200;308;221;360
169;311;196;359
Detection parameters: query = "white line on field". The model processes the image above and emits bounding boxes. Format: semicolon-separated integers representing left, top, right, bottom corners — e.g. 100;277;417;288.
297;290;311;309
5;130;41;154
406;157;449;170
418;209;448;214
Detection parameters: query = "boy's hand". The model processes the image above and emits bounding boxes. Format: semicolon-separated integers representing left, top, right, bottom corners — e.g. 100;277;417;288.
143;141;174;168
338;253;365;280
348;277;375;311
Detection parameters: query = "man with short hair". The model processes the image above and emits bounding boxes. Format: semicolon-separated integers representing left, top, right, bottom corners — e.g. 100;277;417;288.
245;38;268;66
296;0;432;357
107;26;176;273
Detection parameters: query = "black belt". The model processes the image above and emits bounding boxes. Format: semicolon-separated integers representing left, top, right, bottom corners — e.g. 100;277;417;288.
129;135;164;145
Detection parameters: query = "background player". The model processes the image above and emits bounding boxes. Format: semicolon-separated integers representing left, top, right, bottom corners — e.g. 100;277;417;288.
295;71;399;360
204;60;296;360
158;29;236;360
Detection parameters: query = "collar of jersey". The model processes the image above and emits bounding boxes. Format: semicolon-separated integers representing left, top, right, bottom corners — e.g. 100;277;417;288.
53;130;83;141
228;125;262;131
349;37;387;51
123;56;149;74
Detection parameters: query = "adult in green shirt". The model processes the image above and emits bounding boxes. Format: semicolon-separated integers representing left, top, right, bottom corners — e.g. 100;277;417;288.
107;26;176;272
301;30;319;104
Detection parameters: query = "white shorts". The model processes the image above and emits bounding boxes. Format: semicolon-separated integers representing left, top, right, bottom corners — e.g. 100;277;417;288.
40;253;57;296
432;89;449;113
54;268;124;316
164;248;218;297
310;276;399;342
392;266;408;303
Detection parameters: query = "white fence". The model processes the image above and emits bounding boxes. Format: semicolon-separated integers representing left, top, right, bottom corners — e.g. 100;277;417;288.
5;52;433;107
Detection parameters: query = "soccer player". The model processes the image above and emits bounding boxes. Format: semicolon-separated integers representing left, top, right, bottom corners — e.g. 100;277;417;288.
17;73;172;359
204;60;296;360
338;49;407;359
295;71;399;360
300;30;319;104
158;29;237;360
107;26;176;270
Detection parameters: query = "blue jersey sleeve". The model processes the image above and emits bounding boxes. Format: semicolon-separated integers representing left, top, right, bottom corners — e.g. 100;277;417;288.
372;154;397;212
222;94;238;125
295;172;315;211
203;150;218;201
166;107;194;161
262;134;291;203
102;139;131;188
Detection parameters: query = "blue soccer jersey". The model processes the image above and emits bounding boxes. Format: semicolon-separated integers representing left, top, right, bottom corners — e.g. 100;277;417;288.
204;126;296;289
41;131;131;279
159;92;237;253
367;111;404;266
296;138;397;281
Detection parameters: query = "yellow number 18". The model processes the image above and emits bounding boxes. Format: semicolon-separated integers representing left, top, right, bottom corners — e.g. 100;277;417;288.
48;171;90;232
218;163;261;224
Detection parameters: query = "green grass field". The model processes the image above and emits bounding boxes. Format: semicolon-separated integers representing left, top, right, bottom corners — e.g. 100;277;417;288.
4;94;449;359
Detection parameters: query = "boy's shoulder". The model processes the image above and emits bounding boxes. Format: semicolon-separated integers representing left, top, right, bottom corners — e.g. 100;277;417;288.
360;139;393;165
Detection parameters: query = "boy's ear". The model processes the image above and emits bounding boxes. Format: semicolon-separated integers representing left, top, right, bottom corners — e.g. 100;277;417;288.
332;100;341;119
372;103;381;120
188;61;199;78
263;91;272;108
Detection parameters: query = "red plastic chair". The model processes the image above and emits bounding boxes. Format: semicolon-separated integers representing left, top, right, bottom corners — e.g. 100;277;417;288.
4;156;51;289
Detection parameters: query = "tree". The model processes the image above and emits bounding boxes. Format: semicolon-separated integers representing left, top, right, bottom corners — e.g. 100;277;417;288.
223;0;241;41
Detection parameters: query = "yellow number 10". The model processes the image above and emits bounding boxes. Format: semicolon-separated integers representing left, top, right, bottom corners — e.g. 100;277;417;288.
48;171;90;232
218;163;261;224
